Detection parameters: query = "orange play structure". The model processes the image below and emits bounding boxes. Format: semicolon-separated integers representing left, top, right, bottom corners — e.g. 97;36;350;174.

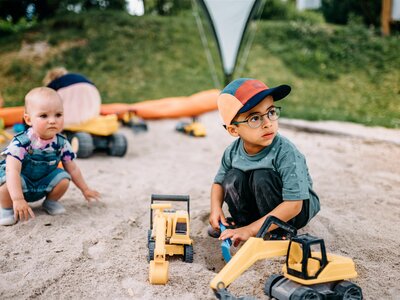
0;89;219;127
0;106;25;127
100;89;219;119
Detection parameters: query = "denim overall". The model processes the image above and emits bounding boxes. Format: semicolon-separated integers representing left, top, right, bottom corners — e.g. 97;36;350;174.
0;132;71;202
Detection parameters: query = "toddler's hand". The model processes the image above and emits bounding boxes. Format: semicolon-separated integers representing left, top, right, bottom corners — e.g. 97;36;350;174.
13;198;35;222
82;188;101;204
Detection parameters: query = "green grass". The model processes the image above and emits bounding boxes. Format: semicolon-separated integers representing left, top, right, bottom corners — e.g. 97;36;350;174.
0;10;399;128
242;21;400;128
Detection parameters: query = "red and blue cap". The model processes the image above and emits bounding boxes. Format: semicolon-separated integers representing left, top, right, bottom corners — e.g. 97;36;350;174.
217;78;291;126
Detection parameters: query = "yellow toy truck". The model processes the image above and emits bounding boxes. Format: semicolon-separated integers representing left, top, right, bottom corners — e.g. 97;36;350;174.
64;114;127;158
211;216;363;300
175;117;206;137
147;194;194;285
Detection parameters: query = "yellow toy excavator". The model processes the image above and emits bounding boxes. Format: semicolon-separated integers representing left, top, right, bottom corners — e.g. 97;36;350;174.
64;114;127;158
147;194;194;285
210;216;363;300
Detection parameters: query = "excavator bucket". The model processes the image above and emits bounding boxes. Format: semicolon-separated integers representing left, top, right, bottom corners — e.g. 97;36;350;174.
149;260;169;284
219;223;233;262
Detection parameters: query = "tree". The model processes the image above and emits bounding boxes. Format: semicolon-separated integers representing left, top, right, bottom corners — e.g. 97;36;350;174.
321;0;381;27
0;0;30;23
0;0;128;23
81;0;127;10
142;0;191;15
33;0;62;20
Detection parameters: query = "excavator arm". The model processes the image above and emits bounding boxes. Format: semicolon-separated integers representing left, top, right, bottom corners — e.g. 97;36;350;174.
149;204;171;284
210;216;298;292
210;238;290;290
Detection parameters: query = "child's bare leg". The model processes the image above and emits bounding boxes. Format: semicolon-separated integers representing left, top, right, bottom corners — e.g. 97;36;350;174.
46;179;69;201
0;184;13;208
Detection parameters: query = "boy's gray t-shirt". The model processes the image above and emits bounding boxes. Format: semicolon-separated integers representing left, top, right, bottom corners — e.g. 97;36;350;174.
214;133;320;222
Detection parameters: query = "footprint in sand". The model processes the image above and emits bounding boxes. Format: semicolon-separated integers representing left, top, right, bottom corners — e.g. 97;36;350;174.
83;239;105;260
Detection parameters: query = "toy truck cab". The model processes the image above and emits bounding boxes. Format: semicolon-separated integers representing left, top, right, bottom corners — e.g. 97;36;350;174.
265;234;362;300
282;234;358;286
286;234;329;280
169;210;191;245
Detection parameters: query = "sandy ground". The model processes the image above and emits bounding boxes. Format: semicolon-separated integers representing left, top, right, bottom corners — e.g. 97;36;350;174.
0;111;399;300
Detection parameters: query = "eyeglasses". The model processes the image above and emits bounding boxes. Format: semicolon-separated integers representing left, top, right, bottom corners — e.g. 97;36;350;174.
231;107;282;129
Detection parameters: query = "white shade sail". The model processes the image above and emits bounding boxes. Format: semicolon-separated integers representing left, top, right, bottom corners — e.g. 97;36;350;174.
201;0;257;77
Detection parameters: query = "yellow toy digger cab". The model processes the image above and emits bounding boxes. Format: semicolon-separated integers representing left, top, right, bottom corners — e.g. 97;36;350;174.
64;114;127;158
211;216;363;300
147;194;194;285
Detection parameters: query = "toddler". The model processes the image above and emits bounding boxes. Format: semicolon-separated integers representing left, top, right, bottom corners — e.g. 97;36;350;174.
0;87;100;225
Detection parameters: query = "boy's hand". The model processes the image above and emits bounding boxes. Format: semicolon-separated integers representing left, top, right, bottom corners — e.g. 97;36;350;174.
82;188;101;204
219;225;253;247
209;207;228;231
13;199;35;222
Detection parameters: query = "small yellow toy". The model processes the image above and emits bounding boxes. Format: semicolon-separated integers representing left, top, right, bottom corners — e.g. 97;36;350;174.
211;216;363;300
64;114;127;158
119;110;148;133
175;117;206;137
148;194;194;285
0;118;13;144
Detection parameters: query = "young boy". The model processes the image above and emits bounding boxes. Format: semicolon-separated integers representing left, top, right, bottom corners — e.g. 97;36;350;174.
0;87;100;226
209;78;320;246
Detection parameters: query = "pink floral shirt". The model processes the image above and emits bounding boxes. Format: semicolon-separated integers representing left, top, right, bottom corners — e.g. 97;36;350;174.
1;128;76;162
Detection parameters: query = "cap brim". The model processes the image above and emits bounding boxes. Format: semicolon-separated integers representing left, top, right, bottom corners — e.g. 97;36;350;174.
238;84;291;114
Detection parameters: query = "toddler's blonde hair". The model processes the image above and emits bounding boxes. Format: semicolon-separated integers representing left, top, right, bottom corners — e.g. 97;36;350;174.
42;67;68;86
24;87;62;113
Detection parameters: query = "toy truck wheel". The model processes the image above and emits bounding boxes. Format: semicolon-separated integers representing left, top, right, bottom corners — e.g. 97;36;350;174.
70;132;94;158
290;286;320;300
107;133;127;157
148;241;155;262
92;136;108;150
183;244;193;263
334;281;363;300
126;119;148;133
264;274;284;297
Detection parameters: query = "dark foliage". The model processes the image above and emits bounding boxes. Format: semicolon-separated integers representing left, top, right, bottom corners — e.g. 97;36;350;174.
321;0;381;26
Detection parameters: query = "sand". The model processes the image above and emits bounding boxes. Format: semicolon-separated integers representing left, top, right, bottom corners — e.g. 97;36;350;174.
0;111;399;299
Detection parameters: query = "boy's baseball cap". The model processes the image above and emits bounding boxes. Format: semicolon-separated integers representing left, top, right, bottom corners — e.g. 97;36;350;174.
217;78;291;126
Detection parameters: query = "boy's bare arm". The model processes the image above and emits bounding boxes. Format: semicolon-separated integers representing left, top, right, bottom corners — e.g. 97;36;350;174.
63;160;100;202
219;200;303;245
5;156;35;221
209;183;229;230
